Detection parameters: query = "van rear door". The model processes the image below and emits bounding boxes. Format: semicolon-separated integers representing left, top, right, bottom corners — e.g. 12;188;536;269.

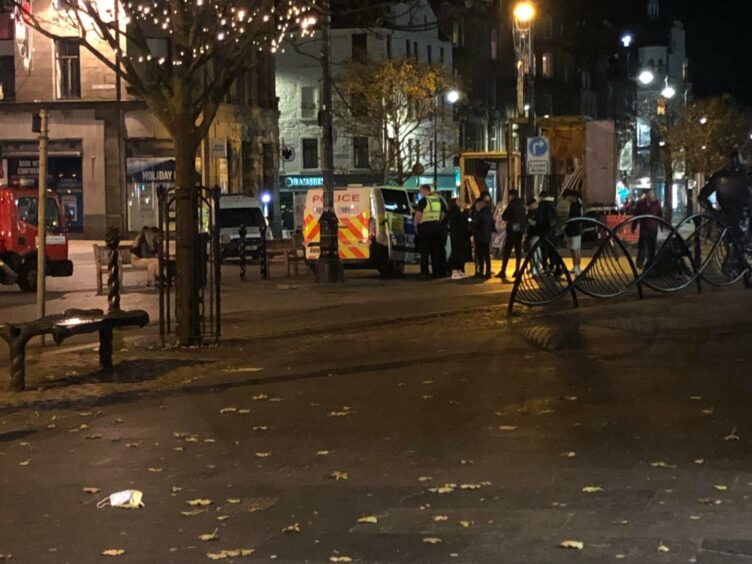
304;188;371;262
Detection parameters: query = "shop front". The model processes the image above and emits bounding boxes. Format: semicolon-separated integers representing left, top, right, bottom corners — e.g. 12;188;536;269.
126;157;175;233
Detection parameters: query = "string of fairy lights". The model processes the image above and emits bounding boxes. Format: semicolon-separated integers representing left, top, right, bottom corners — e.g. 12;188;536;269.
26;0;317;69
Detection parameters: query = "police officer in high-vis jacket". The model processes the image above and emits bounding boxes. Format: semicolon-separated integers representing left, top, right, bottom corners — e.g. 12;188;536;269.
414;184;447;278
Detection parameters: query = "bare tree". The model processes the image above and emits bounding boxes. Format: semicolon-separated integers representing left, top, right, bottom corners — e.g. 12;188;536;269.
333;58;455;185
21;0;315;344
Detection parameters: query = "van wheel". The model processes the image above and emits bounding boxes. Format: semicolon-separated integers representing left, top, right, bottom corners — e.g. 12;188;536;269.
17;261;37;292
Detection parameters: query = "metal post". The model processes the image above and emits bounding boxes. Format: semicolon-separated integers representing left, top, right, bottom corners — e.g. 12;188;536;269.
260;223;269;280
433;94;439;190
315;0;344;283
105;226;122;312
36;109;48;343
238;224;247;281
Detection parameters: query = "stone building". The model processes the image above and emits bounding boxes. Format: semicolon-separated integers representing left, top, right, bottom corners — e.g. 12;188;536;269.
0;0;279;238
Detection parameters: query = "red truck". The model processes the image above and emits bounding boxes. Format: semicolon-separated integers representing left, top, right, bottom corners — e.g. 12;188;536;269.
0;186;73;291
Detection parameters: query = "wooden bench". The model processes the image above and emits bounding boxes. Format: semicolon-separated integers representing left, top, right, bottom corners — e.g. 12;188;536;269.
93;243;149;294
0;307;149;391
264;238;306;278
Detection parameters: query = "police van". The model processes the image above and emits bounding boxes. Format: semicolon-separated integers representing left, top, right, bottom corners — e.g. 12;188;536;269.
303;186;417;276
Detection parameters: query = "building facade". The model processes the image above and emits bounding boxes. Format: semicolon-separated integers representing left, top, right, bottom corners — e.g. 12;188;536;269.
276;0;454;229
0;0;279;238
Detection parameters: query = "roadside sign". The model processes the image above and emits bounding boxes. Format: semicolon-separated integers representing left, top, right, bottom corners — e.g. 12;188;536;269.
527;136;550;175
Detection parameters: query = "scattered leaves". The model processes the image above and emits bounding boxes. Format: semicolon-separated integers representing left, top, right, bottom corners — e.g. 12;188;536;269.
582;486;604;493
331;471;349;481
282;523;301;533
83;487;101;494
422;537;442;544
219;407;238;414
714;485;728;491
694;459;705;465
101;549;126;557
559;540;584;550
560;451;577;458
650;461;677;469
226;498;241;504
459;520;473;528
171;486;182;493
85;434;102;440
498;425;518;431
657;542;670;553
329;557;352;563
187;499;213;506
18;460;30;467
181;508;208;516
252;394;268;401
255;452;271;458
432;515;449;522
148;467;163;473
206;548;254;560
428;484;456;494
724;427;740;441
418;476;433;482
357;516;378;524
328;411;351;417
316;450;332;456
198;529;219;542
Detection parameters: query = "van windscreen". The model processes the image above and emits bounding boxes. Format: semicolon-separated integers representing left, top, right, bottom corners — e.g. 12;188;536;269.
380;189;411;215
217;207;265;228
16;197;62;232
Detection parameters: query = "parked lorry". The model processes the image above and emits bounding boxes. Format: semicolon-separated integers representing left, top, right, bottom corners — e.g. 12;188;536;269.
537;116;617;210
0;187;73;291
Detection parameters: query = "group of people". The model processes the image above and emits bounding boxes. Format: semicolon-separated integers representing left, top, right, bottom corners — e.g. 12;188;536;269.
413;184;588;282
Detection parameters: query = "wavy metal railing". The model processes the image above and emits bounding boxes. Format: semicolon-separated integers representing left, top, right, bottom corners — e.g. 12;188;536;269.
507;213;751;314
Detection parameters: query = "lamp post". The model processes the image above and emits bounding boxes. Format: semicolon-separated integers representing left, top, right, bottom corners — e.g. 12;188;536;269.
512;1;535;198
433;88;460;190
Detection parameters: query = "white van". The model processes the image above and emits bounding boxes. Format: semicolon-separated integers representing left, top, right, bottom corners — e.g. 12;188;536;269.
217;195;270;259
303;186;417;276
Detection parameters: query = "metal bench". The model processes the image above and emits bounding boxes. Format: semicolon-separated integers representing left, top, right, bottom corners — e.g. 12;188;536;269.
93;243;148;294
1;228;150;391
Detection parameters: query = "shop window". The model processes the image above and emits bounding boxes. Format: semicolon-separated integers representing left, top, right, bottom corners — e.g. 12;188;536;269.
351;33;367;63
55;39;80;99
637;118;651;148
301;86;317;118
302;138;319;169
0;55;14;100
353;137;369;169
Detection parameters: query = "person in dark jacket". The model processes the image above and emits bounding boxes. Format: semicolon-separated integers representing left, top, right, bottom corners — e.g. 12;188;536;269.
496;190;527;281
533;192;558;274
471;198;495;279
564;190;584;276
447;198;472;279
631;190;663;269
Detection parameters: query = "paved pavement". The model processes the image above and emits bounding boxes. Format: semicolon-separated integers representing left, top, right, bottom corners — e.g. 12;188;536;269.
1;241;752;563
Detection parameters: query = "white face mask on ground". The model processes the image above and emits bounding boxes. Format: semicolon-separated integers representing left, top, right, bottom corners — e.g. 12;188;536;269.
97;489;144;509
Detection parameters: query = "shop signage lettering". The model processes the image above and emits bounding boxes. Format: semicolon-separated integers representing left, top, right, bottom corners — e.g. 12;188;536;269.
285;176;324;188
14;159;39;177
140;169;174;182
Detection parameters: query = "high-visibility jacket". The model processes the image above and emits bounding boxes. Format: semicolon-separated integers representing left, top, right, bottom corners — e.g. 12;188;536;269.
421;194;443;223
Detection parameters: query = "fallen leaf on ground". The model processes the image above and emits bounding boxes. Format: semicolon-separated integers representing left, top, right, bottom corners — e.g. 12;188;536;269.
255;452;271;458
204;439;216;444
459;520;473;528
714;485;728;491
148;467;163;473
582;486;604;493
224;367;263;373
331;471;349;481
181;508;208;516
565;396;578;401
18;460;30;466
226;498;241;504
689;515;702;520
83;487;101;494
329;557;352;563
559;540;584;550
498;425;518;431
690;396;702;400
422;537;442;544
238;409;251;414
252;394;268;400
418;476;433;482
694;459;705;465
698;498;722;505
650;461;676;469
433;515;449;522
724;427;740;441
357;515;378;524
328;411;351;417
198;529;219;542
101;549;126;556
702;407;714;415
282;523;301;533
217;515;230;521
428;484;456;494
171;486;182;493
207;548;254;560
219;407;238;414
85;434;102;440
460;483;482;490
657;542;670;553
316;450;332;456
187;498;213;506
560;451;577;458
253;426;269;431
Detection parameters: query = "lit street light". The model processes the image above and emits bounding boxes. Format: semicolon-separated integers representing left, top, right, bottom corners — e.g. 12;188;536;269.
699;116;708;125
661;85;676;99
513;1;535;22
433;88;461;189
621;33;633;48
638;70;655;85
446;89;461;105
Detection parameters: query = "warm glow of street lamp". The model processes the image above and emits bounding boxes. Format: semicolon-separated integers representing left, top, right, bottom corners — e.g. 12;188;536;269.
446;89;461;104
662;85;676;99
513;2;535;23
638;70;654;85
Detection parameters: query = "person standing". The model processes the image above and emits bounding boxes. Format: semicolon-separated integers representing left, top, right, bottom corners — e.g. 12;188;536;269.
533;191;558;274
414;184;447;278
471;198;495;279
631;190;662;269
564;190;583;276
497;190;527;282
447;198;471;279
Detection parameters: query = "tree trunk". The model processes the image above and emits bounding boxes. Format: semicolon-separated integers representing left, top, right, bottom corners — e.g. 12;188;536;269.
174;137;201;345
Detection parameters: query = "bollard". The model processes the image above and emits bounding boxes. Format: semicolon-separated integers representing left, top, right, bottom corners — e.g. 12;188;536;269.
105;225;122;312
260;224;269;280
239;224;247;281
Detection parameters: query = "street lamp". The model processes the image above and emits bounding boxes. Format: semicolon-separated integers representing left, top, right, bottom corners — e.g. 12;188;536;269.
638;69;655;85
621;33;633;48
699;116;708;125
661;85;676;99
513;2;535;118
433;88;461;190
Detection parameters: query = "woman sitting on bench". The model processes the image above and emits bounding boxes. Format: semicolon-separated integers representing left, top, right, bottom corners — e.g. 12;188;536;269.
131;226;160;287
